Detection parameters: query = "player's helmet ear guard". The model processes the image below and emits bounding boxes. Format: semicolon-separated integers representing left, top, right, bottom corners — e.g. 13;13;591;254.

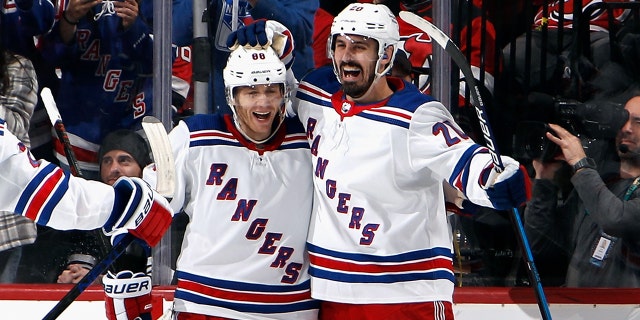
223;46;290;107
328;3;400;79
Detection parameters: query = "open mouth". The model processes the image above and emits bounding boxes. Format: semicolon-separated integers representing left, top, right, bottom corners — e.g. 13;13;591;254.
342;66;362;80
253;111;271;120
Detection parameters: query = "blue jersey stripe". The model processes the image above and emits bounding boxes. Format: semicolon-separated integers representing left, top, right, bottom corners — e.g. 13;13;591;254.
15;163;57;215
37;169;70;225
307;243;452;262
309;267;455;284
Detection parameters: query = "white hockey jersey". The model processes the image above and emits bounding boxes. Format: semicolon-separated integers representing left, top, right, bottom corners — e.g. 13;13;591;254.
0;118;117;230
295;66;501;304
159;114;319;319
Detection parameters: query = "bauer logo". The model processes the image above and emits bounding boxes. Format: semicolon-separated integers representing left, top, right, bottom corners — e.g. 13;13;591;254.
135;196;152;226
104;278;150;295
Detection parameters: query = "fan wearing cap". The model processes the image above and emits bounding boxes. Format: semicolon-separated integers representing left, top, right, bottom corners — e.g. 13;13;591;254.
57;129;153;282
98;129;153;187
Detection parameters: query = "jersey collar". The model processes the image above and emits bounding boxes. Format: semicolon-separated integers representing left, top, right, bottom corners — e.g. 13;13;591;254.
223;114;287;155
331;77;405;119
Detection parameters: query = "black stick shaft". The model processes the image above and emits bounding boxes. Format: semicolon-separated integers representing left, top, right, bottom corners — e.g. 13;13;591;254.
52;122;83;177
42;235;134;320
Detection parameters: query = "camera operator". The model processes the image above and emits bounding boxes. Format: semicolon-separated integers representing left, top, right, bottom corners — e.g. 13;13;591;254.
525;95;640;287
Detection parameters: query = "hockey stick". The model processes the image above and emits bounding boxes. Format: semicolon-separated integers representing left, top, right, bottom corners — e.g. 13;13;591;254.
400;11;553;320
41;87;114;263
42;116;176;320
141;116;176;198
40;88;83;177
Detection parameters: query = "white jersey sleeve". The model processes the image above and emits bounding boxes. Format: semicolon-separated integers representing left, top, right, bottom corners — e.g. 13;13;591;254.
408;100;498;207
0;120;115;230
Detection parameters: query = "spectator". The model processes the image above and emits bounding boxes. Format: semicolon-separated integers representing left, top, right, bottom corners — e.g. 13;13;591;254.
396;0;500;142
97;129;154;320
525;94;640;287
0;38;39;283
56;129;152;283
38;0;156;180
231;3;529;318
145;44;318;319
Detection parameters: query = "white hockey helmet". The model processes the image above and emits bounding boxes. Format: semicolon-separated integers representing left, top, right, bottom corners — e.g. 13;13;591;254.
328;3;400;78
223;46;290;107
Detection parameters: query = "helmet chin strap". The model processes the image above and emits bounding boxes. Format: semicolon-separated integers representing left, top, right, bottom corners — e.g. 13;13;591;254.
231;104;286;145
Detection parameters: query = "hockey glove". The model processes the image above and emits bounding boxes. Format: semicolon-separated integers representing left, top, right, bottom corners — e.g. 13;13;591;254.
103;270;152;320
483;158;532;211
103;177;173;247
226;19;294;70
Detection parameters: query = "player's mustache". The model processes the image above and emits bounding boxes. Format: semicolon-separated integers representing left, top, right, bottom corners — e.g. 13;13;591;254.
340;62;363;70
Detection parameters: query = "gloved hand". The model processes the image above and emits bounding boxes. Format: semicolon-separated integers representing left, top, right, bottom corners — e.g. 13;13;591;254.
226;19;294;69
103;270;152;320
484;158;531;211
103;177;173;247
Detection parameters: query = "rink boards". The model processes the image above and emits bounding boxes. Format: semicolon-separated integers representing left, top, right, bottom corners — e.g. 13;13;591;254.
1;285;639;319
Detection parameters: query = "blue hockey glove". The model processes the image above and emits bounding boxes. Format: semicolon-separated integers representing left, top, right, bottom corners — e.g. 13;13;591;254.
103;177;173;247
485;163;531;211
226;20;294;69
227;19;268;48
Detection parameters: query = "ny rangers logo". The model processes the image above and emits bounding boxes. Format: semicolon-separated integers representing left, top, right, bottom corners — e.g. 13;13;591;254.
341;101;351;114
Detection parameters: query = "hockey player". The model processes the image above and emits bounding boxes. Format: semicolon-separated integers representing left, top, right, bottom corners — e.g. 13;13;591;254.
229;3;529;319
146;45;318;319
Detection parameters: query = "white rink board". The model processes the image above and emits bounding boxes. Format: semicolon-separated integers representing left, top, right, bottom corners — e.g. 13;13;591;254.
455;304;640;320
9;300;640;319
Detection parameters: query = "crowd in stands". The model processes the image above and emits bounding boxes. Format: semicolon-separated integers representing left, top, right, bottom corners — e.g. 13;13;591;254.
1;0;640;292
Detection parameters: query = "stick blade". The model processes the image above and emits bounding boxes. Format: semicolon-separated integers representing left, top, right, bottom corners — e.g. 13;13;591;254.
399;11;450;49
142;116;176;198
40;87;62;126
